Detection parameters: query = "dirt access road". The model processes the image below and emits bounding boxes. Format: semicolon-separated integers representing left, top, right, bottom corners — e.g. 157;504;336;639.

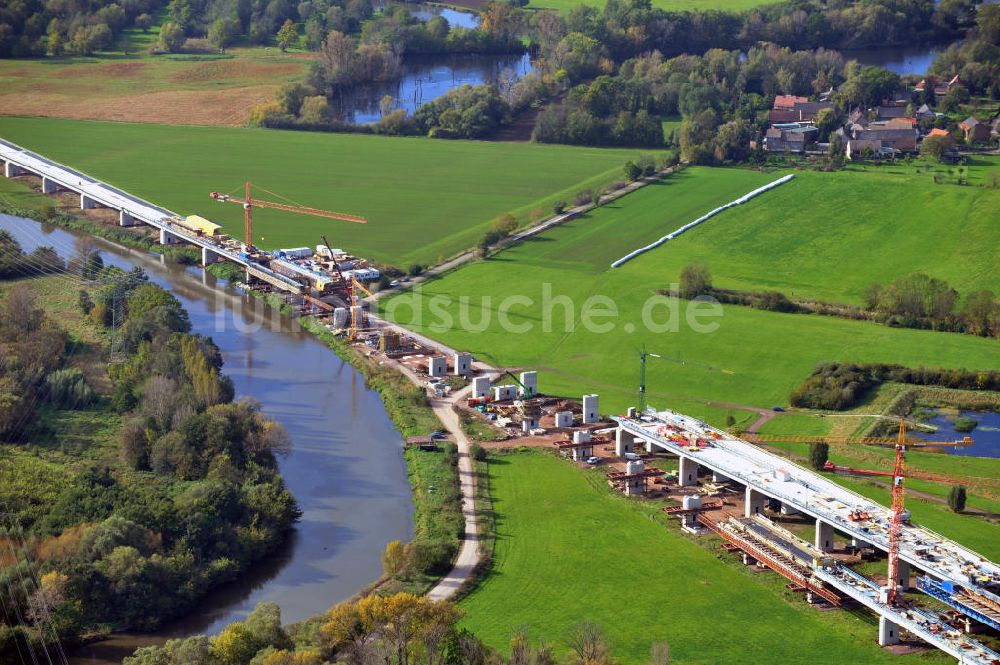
378;326;502;600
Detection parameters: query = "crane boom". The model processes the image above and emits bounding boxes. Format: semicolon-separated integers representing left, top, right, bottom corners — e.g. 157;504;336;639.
210;182;367;248
743;432;973;448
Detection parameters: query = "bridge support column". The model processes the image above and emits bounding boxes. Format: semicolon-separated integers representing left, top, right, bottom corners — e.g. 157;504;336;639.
878;616;900;646
780;502;798;515
895;560;911;590
80;194;97;210
815;519;834;553
4;161;22;178
744;487;765;517
647;438;658;455
201;247;219;266
41;177;58;194
159;228;179;245
712;471;730;483
119;210;138;227
615;428;636;457
678;456;699;486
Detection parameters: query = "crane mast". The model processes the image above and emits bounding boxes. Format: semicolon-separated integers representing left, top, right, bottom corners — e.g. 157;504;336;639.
886;417;908;605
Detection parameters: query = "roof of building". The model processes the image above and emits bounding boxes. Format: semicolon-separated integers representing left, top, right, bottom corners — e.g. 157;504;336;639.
869;118;917;129
960;116;981;128
848;139;882;151
928;128;951;137
876;106;908;118
856;128;917;140
774;94;809;109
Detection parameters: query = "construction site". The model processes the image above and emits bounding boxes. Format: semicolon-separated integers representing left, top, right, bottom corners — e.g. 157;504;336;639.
4;138;1000;665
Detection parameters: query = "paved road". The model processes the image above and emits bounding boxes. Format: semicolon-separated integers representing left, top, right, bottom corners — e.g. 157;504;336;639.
371;168;674;301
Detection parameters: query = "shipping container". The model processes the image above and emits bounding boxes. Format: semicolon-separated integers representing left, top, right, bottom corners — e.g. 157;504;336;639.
279;247;313;259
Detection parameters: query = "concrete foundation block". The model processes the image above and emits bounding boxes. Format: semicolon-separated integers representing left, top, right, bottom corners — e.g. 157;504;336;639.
878;616;900;646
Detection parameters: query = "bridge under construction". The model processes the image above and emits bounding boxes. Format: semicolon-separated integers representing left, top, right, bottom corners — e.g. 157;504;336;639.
615;409;1000;664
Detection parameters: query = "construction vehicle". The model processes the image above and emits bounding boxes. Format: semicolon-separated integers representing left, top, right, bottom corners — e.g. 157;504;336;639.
209;182;367;251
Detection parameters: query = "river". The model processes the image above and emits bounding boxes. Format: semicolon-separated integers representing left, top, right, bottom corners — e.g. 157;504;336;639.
0;214;415;663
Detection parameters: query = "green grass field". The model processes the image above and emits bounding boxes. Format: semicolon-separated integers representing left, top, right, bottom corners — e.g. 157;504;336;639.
0;116;650;267
384;167;1000;418
459;453;954;665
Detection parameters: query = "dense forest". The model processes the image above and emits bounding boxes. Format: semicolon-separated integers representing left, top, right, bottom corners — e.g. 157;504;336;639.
0;232;298;657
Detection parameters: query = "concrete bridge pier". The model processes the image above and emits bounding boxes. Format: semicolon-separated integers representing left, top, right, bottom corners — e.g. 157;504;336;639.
615;428;636;457
878;616;900;646
815;519;835;553
895;560;911;590
159;228;180;244
744;487;766;517
4;161;22;178
780;502;798;516
712;471;730;483
201;246;219;266
119;210;139;227
80;194;98;210
41;177;58;194
678;456;699;486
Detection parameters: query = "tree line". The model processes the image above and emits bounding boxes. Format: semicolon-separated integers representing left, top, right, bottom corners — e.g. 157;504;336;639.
123;592;670;665
789;362;1000;410
679;263;1000;339
0;0;163;57
0;248;298;658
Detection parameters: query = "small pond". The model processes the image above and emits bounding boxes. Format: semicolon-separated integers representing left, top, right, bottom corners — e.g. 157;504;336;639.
913;410;1000;458
409;4;480;29
333;51;532;124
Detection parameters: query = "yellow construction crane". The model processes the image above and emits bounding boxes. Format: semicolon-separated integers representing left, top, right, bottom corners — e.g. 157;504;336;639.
741;432;973;448
349;277;376;340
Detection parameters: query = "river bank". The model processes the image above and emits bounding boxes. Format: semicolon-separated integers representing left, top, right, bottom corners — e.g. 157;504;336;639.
0;211;428;663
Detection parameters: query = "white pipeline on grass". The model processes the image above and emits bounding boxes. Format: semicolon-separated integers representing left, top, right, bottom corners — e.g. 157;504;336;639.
610;174;795;268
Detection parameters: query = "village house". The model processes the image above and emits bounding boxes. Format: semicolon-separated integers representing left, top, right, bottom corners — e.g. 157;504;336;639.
959;117;991;143
763;125;817;153
846;123;919;153
768;99;836;124
915;104;935;120
926;127;955;148
846;139;887;160
915;75;962;98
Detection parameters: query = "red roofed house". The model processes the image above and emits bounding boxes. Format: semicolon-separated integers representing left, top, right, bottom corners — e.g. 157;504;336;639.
926;127;955;148
916;75;963;98
774;95;809;110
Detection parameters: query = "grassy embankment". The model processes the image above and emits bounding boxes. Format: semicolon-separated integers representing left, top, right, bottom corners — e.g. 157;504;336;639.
382;165;999;420
459;452;958;665
0;116;654;268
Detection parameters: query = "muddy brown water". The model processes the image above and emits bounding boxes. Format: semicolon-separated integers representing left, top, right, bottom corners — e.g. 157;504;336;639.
1;214;414;663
